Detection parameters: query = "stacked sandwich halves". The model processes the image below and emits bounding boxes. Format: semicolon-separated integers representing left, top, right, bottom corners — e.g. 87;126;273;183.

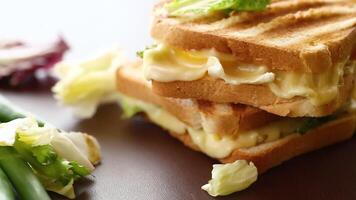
117;0;356;174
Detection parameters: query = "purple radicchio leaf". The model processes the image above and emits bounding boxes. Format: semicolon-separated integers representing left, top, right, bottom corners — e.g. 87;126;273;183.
0;37;69;89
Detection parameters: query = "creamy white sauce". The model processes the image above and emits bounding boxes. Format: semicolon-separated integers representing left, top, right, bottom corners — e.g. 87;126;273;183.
144;44;274;84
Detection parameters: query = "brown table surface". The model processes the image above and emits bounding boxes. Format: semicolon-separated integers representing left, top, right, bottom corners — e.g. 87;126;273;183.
2;90;356;200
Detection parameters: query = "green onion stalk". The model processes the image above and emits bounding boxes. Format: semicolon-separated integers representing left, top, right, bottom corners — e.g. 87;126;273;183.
0;95;96;199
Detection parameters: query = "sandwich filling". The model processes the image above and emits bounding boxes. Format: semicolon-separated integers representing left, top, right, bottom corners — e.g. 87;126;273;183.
119;92;318;159
143;44;355;106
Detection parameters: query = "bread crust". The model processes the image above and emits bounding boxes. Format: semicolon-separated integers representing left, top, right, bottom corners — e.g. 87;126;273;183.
152;73;354;117
152;0;356;73
116;62;280;134
166;113;356;174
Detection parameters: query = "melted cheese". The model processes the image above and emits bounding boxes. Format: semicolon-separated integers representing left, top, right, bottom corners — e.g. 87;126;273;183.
118;94;186;134
144;44;274;84
268;61;346;106
188;119;302;158
143;44;353;106
118;93;303;159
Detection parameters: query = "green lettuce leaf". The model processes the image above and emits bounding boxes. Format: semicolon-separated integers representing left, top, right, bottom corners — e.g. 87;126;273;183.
202;160;257;196
69;161;91;179
0;118;97;199
32;145;57;165
53;50;123;118
13;138;90;199
119;95;143;118
296;115;336;134
165;0;270;18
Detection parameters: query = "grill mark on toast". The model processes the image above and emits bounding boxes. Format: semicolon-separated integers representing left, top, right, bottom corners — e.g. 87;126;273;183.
231;104;248;115
352;49;356;59
227;5;356;39
262;14;352;38
232;104;282;131
197;101;281;133
193;0;330;32
265;16;356;47
198;100;236;116
197;100;214;114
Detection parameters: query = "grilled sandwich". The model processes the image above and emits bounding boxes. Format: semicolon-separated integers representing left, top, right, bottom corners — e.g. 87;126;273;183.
116;0;356;196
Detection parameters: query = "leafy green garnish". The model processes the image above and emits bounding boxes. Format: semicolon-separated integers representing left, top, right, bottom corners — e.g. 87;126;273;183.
69;161;91;179
14;139;72;186
136;44;158;59
297;115;336;134
13;138;90;188
136;50;144;59
119;97;142;119
165;0;270;18
32;145;57;165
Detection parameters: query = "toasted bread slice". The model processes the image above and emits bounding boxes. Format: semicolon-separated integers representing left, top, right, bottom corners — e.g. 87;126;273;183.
152;0;356;73
117;61;280;135
167;113;356;173
152;72;354;117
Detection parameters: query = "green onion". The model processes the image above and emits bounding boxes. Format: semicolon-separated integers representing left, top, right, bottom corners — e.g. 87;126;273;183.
0;95;44;126
0;147;51;200
0;95;25;123
0;166;15;200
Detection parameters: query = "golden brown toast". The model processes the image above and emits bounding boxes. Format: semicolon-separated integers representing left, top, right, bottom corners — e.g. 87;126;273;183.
152;72;354;117
116;61;280;135
152;0;356;73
